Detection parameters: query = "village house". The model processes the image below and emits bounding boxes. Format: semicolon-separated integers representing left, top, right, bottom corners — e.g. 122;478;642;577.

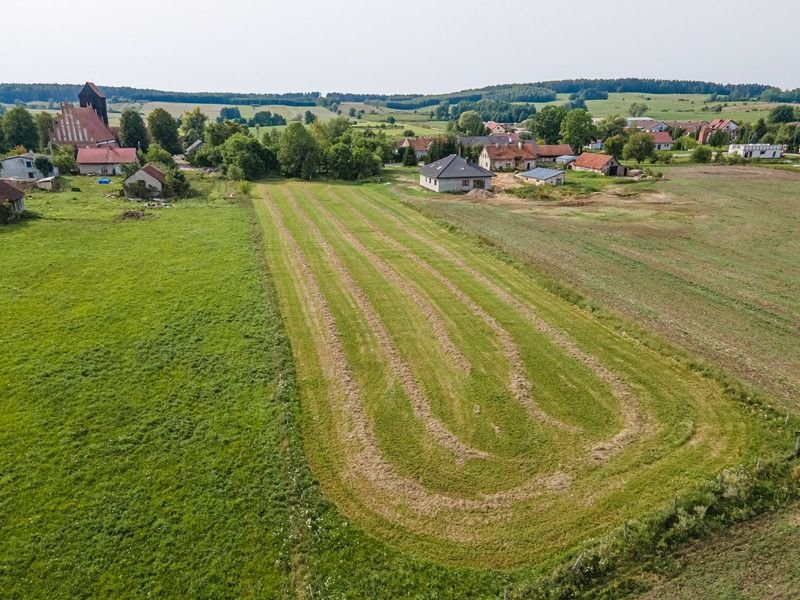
396;137;434;161
457;134;519;148
728;144;785;159
519;167;564;186
484;121;508;135
0;180;26;215
698;119;739;145
124;163;166;198
529;144;574;163
76;147;138;175
585;139;604;150
419;154;495;192
572;153;627;176
626;118;669;132
666;121;704;137
0;153;59;180
479;144;536;171
650;131;674;151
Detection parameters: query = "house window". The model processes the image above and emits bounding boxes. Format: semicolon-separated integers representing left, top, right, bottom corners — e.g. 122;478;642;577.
101;167;108;174
28;172;35;178
462;180;469;186
25;161;32;168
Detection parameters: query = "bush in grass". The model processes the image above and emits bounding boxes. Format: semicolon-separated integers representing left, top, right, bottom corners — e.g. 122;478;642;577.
402;146;418;167
692;146;712;163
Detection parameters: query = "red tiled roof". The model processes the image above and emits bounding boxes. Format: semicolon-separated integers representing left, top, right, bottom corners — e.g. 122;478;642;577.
77;146;138;165
141;163;166;185
50;103;116;147
532;144;573;158
708;119;737;130
483;145;536;160
573;153;616;170
650;131;674;144
0;180;24;202
397;137;433;152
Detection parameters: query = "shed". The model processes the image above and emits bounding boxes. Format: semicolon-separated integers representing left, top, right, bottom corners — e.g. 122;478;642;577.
519;168;565;186
37;176;59;191
0;180;25;215
124;163;166;198
556;155;578;166
419;154;495;193
572;153;627;176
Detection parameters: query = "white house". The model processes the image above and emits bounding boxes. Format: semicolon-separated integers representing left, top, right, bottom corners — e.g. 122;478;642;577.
124;163;166;198
728;144;785;159
650;131;674;151
76;146;138;175
0;152;59;180
419;154;495;192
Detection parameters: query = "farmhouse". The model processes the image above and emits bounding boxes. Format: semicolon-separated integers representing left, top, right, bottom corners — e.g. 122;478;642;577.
530;144;574;163
0;180;25;215
479;144;536;171
627;118;669;132
572;153;627;176
76;147;138;175
457;134;519;148
419;154;495;192
0;152;59;180
698;119;739;144
728;144;784;159
650;131;674;151
484;121;508;134
519;167;564;186
397;137;434;160
124;163;166;198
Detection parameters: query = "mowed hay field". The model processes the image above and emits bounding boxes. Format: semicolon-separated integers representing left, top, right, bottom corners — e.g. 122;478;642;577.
254;179;777;569
410;166;800;409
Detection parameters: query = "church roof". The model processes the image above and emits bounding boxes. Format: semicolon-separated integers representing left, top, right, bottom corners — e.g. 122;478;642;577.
50;104;115;147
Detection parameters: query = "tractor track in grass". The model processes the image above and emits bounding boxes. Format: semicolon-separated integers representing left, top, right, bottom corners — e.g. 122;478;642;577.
320;187;580;434
304;190;470;374
265;190;573;515
354;189;650;460
284;190;487;462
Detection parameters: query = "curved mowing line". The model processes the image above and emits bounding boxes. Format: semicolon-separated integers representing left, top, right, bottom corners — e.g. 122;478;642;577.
353;188;650;460
305;190;470;374
284;189;487;462
319;186;580;434
263;191;572;514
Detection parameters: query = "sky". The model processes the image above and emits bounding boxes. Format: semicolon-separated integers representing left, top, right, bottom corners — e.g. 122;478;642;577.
6;0;799;94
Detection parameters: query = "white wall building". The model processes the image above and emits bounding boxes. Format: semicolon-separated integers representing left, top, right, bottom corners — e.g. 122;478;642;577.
0;153;59;180
419;154;495;192
728;144;785;159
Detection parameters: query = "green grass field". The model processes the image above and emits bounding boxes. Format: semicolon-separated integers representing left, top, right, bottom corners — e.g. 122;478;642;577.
254;178;782;569
408;165;800;410
2;170;797;598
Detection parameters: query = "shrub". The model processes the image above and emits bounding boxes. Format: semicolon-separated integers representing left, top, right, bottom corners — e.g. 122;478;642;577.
692;146;712;163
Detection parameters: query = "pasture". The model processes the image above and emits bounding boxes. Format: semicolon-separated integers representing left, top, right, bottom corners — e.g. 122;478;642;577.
410;165;800;409
254;178;777;569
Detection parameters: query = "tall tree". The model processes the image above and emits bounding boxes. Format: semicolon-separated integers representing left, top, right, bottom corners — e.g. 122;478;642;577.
629;102;649;117
622;132;655;163
2;106;38;151
603;134;626;157
597;114;627;140
527;105;567;144
181;107;208;146
278;122;321;178
146;108;181;154
119;107;149;151
559;109;598;153
768;105;796;124
34;111;54;151
457;110;484;136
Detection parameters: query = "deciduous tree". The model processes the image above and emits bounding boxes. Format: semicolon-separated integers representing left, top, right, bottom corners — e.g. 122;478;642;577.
560;109;597;153
119;107;149;151
622;132;655;163
2;106;38;150
146;108;181;154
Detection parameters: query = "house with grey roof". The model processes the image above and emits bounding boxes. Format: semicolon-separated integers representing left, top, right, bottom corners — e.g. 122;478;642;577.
419;154;495;193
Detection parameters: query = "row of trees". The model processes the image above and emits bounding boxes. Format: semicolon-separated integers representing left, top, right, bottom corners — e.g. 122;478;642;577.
0;106;56;154
189;116;393;181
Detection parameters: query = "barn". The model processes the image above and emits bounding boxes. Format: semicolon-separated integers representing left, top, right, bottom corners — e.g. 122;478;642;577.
572;153;627;176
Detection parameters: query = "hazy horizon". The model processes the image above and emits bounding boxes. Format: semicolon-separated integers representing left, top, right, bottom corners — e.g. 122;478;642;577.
7;0;800;95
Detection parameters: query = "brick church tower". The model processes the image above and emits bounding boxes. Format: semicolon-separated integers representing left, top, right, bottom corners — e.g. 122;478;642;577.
78;82;109;126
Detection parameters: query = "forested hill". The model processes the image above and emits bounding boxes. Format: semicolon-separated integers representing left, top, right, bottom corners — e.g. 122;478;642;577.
2;78;797;107
0;84;320;106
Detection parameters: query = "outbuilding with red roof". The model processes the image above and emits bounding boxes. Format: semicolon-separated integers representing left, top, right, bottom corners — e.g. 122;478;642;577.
124;163;166;198
572;153;627;176
77;147;138;175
